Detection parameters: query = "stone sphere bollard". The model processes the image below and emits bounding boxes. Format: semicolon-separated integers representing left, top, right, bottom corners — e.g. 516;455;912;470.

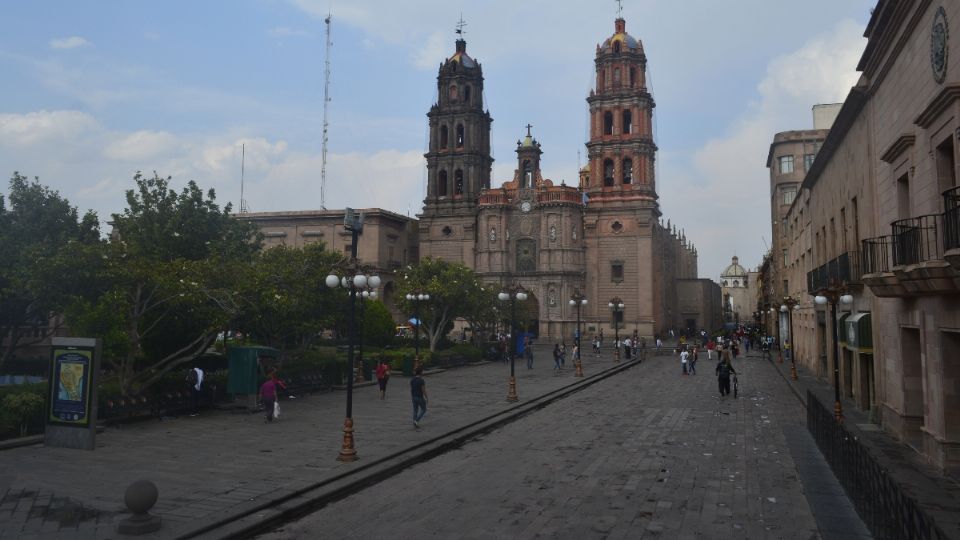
117;480;162;534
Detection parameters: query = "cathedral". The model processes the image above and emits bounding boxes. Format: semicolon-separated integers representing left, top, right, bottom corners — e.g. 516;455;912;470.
418;16;719;339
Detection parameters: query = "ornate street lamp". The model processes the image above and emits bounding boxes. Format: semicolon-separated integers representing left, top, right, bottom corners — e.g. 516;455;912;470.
405;291;430;366
356;283;380;383
499;286;528;402
569;291;587;377
608;297;625;361
814;290;854;422
769;306;781;363
780;297;800;381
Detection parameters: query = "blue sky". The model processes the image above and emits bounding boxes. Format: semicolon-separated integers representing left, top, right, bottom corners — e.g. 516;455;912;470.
0;0;875;278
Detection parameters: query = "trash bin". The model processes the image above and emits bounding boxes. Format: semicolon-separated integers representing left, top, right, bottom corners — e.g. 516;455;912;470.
402;355;414;376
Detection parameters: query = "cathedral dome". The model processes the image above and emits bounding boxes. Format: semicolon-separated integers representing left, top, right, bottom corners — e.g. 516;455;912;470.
721;256;748;278
601;18;641;52
448;39;477;68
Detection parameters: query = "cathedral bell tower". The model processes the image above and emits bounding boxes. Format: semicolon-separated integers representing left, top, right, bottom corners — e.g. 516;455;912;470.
418;31;493;264
516;124;543;189
583;17;658;210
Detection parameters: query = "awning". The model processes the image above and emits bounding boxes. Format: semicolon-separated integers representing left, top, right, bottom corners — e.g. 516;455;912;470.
844;312;872;352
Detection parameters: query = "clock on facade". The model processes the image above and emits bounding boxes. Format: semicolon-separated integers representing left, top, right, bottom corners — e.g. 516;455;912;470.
931;6;948;84
520;201;532;213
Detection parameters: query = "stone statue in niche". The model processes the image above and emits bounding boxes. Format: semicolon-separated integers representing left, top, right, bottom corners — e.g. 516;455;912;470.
572;226;578;240
548;288;557;306
490;227;497;242
549;225;557;242
506;229;510;241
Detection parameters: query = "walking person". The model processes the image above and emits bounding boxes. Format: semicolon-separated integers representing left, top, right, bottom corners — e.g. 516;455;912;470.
560;342;567;369
524;336;534;369
410;366;428;428
706;339;715;361
186;364;204;416
260;368;279;423
716;353;737;397
623;337;632;360
375;358;391;400
689;347;698;375
553;343;562;373
680;347;689;375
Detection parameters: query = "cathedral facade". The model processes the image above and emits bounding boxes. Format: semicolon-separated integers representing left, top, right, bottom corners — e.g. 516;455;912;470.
418;17;714;340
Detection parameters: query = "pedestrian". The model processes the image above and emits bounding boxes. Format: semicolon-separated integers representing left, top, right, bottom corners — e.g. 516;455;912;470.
680;347;689;375
689;347;698;375
656;337;662;352
260;368;279;423
593;335;601;357
560;342;567;368
410;366;428;428
598;329;604;349
186;364;204;416
716;353;737;397
553;343;562;373
706;339;715;361
525;336;534;369
623;337;632;359
375;358;391;400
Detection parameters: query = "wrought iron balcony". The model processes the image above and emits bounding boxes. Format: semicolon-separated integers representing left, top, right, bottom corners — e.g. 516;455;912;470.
944;185;960;253
861;236;894;275
891;213;945;266
807;251;861;294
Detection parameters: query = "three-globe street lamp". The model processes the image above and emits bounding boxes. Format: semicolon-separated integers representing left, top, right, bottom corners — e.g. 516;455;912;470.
815;289;854;423
569;291;587;377
780;297;801;381
609;297;625;361
356;284;379;383
405;291;430;367
499;286;528;402
769;306;781;363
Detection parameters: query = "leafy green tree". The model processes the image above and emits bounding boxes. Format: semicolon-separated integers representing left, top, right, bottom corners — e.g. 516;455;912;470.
0;173;100;372
68;172;261;395
232;242;344;349
359;299;395;348
395;258;487;352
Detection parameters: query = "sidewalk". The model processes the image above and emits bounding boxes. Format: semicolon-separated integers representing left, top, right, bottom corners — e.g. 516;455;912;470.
0;346;644;539
759;349;960;538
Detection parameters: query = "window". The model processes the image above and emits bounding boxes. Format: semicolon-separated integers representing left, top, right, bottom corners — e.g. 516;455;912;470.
522;160;532;188
611;261;624;282
438;170;448;197
456;124;464;148
614;67;621;84
603;112;614;135
622;158;633;184
629;67;636;87
439;125;448;149
614;42;621;54
622;110;632;134
804;153;816;171
936;136;957;199
603;159;615;186
449;85;458;101
454;169;464;195
464;85;472;105
897;173;910;220
779;155;794;174
782;249;788;268
782;187;796;205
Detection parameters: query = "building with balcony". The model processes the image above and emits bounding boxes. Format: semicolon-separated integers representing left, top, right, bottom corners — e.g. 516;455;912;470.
776;1;960;473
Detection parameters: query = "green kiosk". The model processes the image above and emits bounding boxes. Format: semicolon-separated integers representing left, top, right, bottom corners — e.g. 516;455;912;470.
227;346;280;411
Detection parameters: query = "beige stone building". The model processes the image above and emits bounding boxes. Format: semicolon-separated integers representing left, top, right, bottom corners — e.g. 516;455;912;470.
719;256;756;325
418;18;712;340
776;0;960;473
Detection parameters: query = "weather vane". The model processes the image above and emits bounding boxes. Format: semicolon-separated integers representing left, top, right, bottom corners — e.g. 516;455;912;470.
615;0;623;17
456;13;467;36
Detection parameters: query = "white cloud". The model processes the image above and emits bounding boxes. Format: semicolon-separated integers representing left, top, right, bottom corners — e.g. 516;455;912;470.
411;31;447;71
49;36;91;49
103;130;180;162
0;110;100;146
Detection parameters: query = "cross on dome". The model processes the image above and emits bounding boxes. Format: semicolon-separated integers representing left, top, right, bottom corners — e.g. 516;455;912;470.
456;14;467;36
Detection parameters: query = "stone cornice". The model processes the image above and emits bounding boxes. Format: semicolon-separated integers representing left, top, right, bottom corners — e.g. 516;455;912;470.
879;133;917;164
914;83;960;128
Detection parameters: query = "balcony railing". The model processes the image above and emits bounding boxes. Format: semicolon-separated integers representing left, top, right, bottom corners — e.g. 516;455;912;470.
891;214;945;266
807;251;861;294
861;236;894;275
945;186;960;252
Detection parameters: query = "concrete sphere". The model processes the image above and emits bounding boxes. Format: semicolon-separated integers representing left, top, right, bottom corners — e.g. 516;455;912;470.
124;480;159;515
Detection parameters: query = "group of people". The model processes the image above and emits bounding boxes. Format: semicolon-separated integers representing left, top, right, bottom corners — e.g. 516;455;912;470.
676;338;739;398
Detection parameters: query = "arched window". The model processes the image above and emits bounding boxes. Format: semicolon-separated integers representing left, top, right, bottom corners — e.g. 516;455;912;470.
464;85;472;104
603;159;615;186
622;158;633;184
613;41;621;54
629;67;636;87
456;124;465;147
622;110;632;134
522;160;532;188
599;70;605;90
613;67;621;85
438;170;448;197
603;112;613;135
733;280;740;287
454;169;464;195
449;85;458;101
439;125;448;149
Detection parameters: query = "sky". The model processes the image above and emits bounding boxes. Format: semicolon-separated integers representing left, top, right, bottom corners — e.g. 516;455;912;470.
0;0;875;279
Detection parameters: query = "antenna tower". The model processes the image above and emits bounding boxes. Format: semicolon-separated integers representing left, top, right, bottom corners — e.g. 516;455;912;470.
240;143;248;213
320;13;333;210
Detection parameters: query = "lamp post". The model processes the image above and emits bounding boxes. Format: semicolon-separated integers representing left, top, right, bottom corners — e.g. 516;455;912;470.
356;284;380;383
569;291;587;377
814;290;854;423
499;286;528;401
781;296;800;381
323;206;372;463
405;291;430;367
608;297;624;361
769;306;781;363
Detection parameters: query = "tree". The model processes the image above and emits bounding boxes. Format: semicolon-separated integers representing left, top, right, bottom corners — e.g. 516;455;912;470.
395;258;486;352
67;172;261;395
359;299;395;348
0;173;100;372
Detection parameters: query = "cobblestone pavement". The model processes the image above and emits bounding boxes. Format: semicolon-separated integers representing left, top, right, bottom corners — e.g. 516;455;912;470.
0;345;632;539
260;351;866;539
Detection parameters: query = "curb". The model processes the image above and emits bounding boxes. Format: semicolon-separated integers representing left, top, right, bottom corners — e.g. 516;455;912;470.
179;358;642;540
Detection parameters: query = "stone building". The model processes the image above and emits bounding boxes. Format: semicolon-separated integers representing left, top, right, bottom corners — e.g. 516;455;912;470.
417;17;710;340
776;0;960;472
719;256;756;325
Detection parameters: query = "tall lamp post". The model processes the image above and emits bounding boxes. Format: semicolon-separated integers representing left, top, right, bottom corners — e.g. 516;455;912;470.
569;291;587;377
769;306;781;363
323;208;374;462
609;297;624;361
499;286;528;401
356;284;380;383
405;291;430;366
780;296;800;381
815;289;853;422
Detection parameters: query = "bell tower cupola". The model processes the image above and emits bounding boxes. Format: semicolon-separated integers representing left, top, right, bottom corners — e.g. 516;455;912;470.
515;124;543;189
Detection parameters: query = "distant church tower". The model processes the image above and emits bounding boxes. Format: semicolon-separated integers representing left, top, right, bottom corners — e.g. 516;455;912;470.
418;33;494;264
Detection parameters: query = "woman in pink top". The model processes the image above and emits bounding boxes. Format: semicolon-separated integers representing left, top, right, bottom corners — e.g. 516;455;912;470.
260;368;278;423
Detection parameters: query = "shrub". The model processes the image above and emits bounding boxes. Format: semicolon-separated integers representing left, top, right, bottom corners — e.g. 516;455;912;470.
0;384;46;437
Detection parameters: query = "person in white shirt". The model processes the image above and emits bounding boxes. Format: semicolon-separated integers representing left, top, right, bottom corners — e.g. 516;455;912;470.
680;348;689;375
